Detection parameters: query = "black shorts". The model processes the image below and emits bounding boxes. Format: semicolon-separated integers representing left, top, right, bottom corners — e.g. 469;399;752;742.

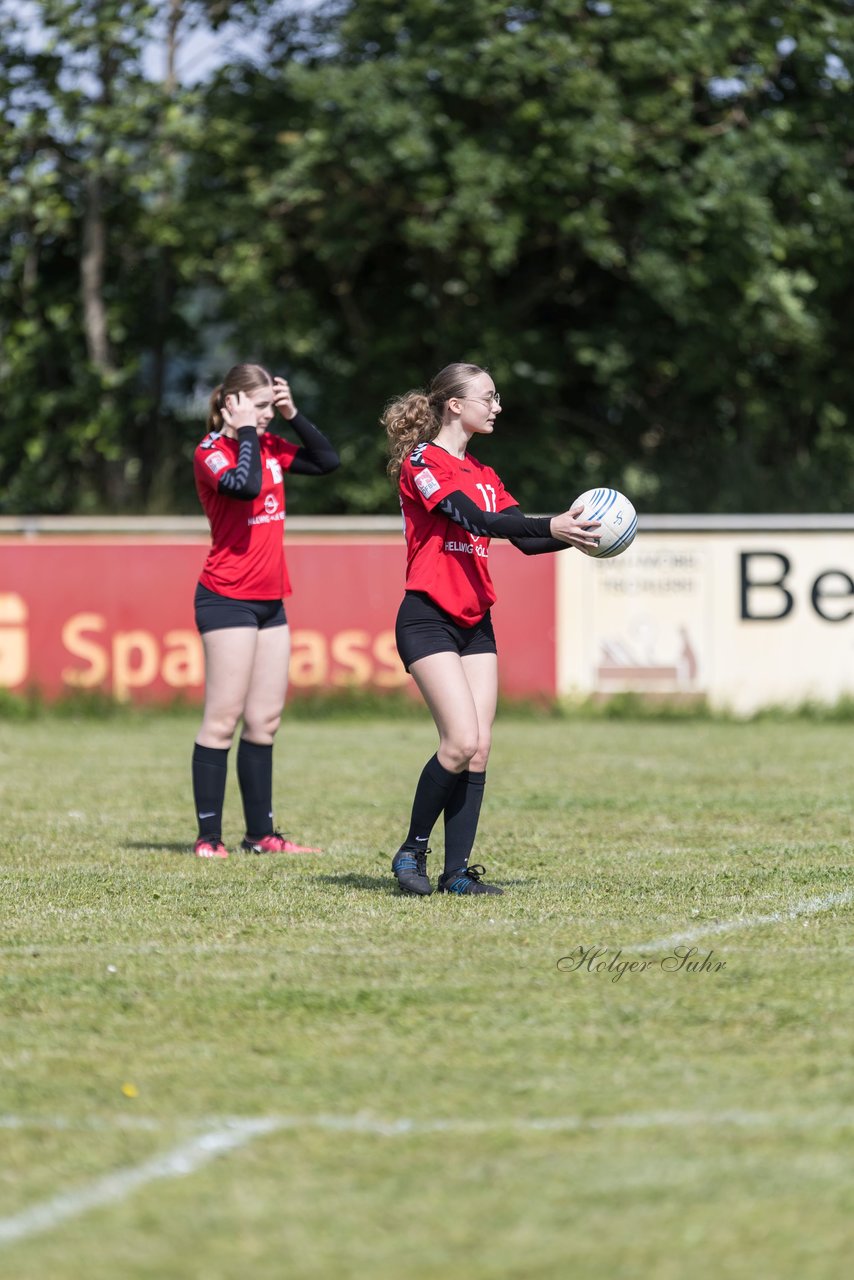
395;591;497;672
194;582;287;634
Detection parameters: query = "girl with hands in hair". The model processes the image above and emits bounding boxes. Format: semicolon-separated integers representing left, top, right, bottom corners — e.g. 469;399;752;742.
190;362;339;859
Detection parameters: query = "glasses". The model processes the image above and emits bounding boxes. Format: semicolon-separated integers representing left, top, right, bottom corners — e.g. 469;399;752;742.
462;391;501;408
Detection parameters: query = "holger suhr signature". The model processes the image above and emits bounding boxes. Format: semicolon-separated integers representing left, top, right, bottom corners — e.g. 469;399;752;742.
557;945;726;983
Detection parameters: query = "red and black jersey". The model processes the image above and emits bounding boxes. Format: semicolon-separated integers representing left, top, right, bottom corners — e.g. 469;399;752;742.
399;442;518;625
193;430;299;599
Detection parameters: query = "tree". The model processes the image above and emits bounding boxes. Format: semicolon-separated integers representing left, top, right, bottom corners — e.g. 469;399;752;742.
189;0;854;512
0;0;246;511
1;1;852;515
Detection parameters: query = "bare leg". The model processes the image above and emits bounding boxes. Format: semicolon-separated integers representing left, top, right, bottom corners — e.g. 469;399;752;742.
392;650;502;895
237;625;319;852
241;624;291;744
409;650;482;771
440;652;497;875
192;627;258;853
459;651;498;770
196;628;259;748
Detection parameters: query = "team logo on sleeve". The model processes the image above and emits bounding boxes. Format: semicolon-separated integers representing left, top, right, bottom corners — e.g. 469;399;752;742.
414;468;440;499
204;451;229;476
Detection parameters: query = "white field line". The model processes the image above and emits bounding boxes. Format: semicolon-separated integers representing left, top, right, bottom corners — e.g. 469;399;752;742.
0;1117;280;1247
639;887;854;953
2;886;852;1246
259;1107;854;1137
3;1106;854;1248
3;886;853;961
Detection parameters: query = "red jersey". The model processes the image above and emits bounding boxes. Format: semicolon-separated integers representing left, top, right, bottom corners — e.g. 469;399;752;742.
399;441;517;625
194;430;299;599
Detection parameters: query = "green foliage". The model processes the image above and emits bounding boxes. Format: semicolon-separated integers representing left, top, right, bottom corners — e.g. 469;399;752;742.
1;1;852;513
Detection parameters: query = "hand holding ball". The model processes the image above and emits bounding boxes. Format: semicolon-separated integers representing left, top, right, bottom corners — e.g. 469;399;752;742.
572;488;637;558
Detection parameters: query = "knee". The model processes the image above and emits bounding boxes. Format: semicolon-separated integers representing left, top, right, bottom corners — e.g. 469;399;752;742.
243;713;281;744
200;708;241;748
440;734;479;771
469;740;491;772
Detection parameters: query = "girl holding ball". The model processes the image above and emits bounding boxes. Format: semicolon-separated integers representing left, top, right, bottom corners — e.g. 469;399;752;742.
382;362;600;896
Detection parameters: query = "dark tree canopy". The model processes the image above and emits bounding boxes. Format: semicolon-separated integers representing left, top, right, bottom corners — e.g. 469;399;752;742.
1;1;852;515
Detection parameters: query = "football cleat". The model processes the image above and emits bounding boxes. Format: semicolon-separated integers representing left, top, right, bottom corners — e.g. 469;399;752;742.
194;836;228;859
391;846;433;896
437;864;503;896
240;831;322;854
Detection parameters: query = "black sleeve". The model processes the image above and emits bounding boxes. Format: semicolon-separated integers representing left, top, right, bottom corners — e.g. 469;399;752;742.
437;491;553;540
509;535;572;556
285;411;340;476
216;426;262;500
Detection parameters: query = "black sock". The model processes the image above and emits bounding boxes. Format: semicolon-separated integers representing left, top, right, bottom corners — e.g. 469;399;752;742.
403;754;460;851
192;743;228;840
237;738;274;839
442;770;486;875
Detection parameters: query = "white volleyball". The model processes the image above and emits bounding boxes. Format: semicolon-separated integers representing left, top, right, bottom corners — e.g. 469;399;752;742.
572;488;638;558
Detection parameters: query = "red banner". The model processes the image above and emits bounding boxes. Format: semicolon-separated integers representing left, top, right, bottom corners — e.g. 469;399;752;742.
0;537;556;702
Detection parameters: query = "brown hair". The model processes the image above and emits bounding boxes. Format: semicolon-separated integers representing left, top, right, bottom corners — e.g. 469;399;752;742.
382;363;487;483
207;363;273;433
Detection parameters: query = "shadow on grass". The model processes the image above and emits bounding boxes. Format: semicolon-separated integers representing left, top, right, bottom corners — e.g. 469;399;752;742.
124;840;193;854
313;873;399;893
313;872;530;894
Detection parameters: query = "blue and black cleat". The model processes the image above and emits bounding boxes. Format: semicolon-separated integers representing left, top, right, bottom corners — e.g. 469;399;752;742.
437;864;503;896
392;846;433;896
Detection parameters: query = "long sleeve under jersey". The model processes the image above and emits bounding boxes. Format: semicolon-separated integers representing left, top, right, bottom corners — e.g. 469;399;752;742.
216;426;262;500
286;412;340;476
436;489;571;556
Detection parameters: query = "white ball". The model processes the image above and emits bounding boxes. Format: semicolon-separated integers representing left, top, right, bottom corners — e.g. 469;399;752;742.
572;488;637;558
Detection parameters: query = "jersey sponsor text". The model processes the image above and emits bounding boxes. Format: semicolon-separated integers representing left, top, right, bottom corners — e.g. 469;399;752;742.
445;539;489;558
248;509;286;527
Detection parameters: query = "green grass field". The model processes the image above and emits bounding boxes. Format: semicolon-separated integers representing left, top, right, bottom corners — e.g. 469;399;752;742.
1;710;852;1278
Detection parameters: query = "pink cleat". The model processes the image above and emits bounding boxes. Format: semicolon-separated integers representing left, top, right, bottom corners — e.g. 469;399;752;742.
240;831;322;855
194;837;228;859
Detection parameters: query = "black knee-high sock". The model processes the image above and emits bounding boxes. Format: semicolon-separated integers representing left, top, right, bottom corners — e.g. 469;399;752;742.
192;743;228;840
237;738;275;839
442;770;486;874
403;754;460;850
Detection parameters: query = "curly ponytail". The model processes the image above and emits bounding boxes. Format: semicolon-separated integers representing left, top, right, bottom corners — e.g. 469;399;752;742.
382;362;487;484
382;391;440;483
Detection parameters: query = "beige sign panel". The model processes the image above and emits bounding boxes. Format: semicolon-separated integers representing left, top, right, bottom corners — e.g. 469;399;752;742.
557;529;854;714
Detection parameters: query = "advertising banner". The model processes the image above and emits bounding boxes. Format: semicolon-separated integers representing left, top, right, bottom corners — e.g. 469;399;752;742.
557;528;854;714
0;535;557;702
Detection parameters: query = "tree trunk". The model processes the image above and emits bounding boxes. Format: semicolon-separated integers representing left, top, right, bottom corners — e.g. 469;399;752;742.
80;167;114;375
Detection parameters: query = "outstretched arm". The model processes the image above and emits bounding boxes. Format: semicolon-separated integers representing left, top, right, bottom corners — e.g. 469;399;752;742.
509;534;571;556
437;492;599;552
437;491;552;539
